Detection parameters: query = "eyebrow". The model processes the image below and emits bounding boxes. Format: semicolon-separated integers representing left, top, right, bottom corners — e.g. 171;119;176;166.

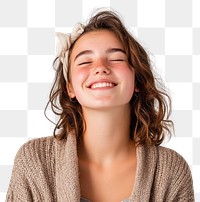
74;50;93;62
106;48;126;54
74;48;126;62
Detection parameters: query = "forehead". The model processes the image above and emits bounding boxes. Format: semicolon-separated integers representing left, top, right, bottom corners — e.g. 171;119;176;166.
70;30;124;56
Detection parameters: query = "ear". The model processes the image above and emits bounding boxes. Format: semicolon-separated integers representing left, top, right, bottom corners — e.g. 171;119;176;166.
66;82;76;98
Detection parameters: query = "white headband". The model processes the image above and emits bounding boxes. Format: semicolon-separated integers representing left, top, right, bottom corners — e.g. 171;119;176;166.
55;23;85;81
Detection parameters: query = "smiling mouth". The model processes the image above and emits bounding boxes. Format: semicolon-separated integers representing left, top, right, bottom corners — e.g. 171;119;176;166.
89;82;117;89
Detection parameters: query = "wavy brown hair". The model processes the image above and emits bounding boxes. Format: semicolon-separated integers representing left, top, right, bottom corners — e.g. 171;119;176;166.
45;9;173;146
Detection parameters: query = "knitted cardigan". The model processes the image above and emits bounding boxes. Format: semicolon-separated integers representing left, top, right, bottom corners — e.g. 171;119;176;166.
6;133;194;202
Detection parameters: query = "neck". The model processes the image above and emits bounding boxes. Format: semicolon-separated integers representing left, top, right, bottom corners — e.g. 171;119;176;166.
77;105;134;167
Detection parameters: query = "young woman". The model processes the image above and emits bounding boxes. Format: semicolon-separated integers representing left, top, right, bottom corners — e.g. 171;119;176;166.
6;10;194;202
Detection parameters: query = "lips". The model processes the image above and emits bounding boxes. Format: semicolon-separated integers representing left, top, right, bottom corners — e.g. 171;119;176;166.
90;82;115;89
87;80;117;89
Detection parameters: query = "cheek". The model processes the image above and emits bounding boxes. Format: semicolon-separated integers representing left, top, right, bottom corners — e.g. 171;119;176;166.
71;68;87;84
118;66;135;84
120;67;136;96
70;68;89;97
70;66;85;86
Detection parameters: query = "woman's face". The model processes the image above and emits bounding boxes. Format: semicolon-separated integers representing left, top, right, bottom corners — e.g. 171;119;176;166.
67;30;136;110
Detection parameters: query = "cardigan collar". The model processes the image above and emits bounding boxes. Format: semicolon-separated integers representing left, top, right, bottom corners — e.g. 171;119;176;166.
55;133;81;202
131;145;157;201
55;133;158;202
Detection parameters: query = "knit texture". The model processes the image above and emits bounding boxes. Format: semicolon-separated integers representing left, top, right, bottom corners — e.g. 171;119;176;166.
6;133;194;202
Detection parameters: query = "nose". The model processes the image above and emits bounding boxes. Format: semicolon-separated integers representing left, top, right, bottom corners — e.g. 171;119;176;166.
94;60;111;75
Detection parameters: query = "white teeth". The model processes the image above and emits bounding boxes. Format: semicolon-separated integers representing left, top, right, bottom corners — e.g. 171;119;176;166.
91;82;115;89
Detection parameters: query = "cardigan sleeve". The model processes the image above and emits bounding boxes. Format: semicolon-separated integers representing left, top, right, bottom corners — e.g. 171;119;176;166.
152;146;195;202
168;150;195;202
6;137;57;202
6;143;33;202
173;164;194;201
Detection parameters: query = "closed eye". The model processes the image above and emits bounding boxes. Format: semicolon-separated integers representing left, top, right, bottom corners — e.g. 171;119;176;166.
78;61;92;65
110;59;125;61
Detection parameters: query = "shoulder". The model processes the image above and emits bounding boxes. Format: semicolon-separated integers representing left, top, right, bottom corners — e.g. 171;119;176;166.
155;146;194;198
14;136;56;168
11;136;57;188
157;146;194;200
16;136;55;154
7;137;59;201
156;146;190;172
148;146;192;178
157;146;193;183
156;146;186;161
138;145;194;200
138;145;193;188
140;145;190;169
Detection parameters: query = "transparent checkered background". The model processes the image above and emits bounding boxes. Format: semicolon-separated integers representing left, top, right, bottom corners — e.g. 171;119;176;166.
0;0;199;201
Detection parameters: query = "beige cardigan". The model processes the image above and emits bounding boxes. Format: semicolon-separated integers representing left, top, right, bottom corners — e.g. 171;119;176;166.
6;133;194;202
